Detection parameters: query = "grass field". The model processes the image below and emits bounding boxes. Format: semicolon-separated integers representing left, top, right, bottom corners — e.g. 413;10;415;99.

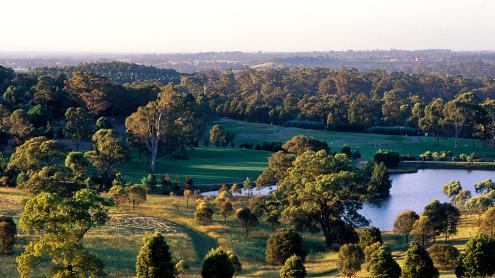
0;187;480;277
217;118;495;160
117;147;270;185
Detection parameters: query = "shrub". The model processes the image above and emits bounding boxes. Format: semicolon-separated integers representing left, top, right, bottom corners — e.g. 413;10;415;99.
337;244;364;278
373;149;400;168
265;228;306;266
0;216;16;254
201;248;235;278
455;235;495;277
279;255;307;278
427;244;459;270
368;245;401;278
364;242;383;264
136;232;174;278
402;242;439;278
358;226;383;249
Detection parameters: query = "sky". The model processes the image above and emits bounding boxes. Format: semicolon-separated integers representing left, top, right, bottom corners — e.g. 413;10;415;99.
0;0;494;53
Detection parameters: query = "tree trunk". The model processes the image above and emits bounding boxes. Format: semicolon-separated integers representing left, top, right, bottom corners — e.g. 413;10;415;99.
76;140;79;151
245;224;248;239
151;141;159;172
319;218;334;248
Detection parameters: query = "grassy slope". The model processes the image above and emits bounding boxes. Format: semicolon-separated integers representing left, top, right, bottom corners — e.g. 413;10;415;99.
117;147;270;185
0;188;480;278
218;118;495;160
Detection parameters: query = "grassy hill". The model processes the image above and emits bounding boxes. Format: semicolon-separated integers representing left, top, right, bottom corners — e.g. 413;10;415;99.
0;187;476;277
217;118;495;160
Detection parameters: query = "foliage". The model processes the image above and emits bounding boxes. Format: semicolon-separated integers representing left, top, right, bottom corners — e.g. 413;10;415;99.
64;107;93;151
126;185;147;209
265;228;306;266
236;207;258;239
201;248;235;278
480;207;495;238
401;242;439;278
358;226;383;249
455;235;495;278
219;200;234;224
209;124;226;147
337;244;364;278
412;216;435;247
393;210;419;246
141;174;158;193
427;244;459;271
16;189;113;277
0;215;16;254
367;163;392;199
7;136;63;172
195;199;215;226
136;232;175;278
373;149;400;168
85;129;127;188
281;135;329;155
368;245;401;278
279;255;307;278
422;200;460;241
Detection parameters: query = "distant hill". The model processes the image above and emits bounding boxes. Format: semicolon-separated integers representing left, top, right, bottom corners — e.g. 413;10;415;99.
31;61;186;84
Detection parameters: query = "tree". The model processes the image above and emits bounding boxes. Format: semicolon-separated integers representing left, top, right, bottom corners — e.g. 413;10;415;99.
368;162;392;198
175;260;189;278
108;184;128;207
195;200;215;226
368;245;401;278
243;177;252;198
282;135;329;155
7;136;63;172
279;255;307;278
236;208;258;239
141;174;158;193
358;227;383;249
227;250;241;274
393;210;419;246
0;216;16;254
220;200;234;224
337;244;364;278
480;207;495;238
65;151;90;179
269;150;369;247
209;124;226;147
474;178;495;194
64;107;93;151
183;189;193;209
456;235;495;278
16;189;112;277
401;242;439;278
126;86;204;172
256;151;294;187
201;248;235;278
341;144;352;156
96;116;112;130
419;98;445;145
412;216;435;247
423;200;460;242
136;232;175;278
373;149;400;168
126;185;147;209
9;108;34;144
85;129;127;188
265;228;306;266
443;92;482;148
427;244;459;271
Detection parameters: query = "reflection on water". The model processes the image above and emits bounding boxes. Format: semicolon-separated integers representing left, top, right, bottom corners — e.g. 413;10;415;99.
361;169;493;230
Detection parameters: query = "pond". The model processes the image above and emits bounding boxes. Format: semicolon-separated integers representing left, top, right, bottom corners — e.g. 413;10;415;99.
361;169;493;230
202;169;495;231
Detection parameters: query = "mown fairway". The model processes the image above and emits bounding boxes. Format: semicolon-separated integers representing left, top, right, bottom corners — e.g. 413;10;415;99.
217;118;495;160
0;187;477;277
117;147;270;185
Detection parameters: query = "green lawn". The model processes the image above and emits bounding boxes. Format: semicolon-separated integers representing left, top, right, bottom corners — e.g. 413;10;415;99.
217;118;495;159
117;147;270;185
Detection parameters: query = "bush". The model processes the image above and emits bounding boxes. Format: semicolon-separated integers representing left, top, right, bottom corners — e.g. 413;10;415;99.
427;244;459;270
337;244;364;278
358;227;383;249
136;232;175;278
369;245;401;278
364;242;383;264
280;255;307;278
455;235;495;277
367;126;419;136
201;248;235;278
402;242;439;278
373;149;400;168
0;216;16;254
265;228;306;266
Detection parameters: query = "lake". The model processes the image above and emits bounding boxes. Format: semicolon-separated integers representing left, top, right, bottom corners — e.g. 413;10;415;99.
203;169;495;231
362;169;493;230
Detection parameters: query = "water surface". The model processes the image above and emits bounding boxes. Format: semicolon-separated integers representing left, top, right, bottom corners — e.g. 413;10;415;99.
361;169;493;230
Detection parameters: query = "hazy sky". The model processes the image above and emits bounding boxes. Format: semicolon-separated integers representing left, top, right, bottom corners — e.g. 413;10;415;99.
1;0;494;53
